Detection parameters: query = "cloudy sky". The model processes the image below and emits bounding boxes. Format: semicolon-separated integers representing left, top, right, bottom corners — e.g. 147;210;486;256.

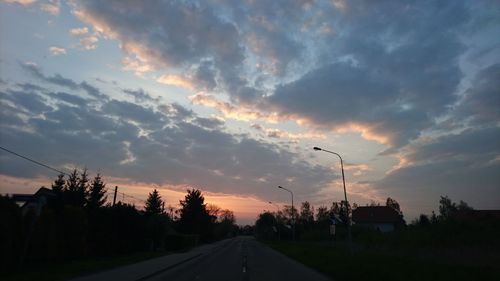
1;0;499;224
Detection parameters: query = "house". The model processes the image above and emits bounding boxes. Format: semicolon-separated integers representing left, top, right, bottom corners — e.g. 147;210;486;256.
352;206;403;232
12;187;55;216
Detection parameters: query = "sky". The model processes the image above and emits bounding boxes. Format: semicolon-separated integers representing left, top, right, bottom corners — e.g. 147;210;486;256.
0;0;499;225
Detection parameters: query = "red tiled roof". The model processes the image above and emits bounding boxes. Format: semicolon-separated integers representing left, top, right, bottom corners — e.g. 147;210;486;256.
352;206;401;223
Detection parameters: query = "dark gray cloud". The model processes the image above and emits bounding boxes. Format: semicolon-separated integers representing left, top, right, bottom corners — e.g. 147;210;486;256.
1;87;52;114
371;126;500;213
21;62;79;89
193;117;224;129
51;92;88;107
455;63;500;126
192;60;217;91
102;100;167;128
123;88;158;103
21;62;107;99
75;0;244;85
72;1;493;144
265;1;472;148
0;75;335;201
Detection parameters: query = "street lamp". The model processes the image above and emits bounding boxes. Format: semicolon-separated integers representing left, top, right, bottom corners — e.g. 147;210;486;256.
278;185;295;241
313;146;352;254
269;201;281;240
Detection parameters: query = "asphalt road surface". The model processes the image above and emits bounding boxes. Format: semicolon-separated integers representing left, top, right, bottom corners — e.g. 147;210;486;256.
72;236;332;281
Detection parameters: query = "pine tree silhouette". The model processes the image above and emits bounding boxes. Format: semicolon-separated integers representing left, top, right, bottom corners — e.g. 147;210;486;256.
145;189;165;215
87;173;107;209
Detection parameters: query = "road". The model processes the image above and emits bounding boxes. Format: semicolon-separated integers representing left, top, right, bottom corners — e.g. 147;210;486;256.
71;236;332;281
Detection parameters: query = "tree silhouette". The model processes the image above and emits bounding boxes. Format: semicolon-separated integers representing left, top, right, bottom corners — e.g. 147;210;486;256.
87;173;107;209
299;201;314;226
51;173;65;194
51;173;65;210
145;189;165;215
386;197;401;213
77;168;90;207
64;169;80;206
178;189;212;239
315;206;329;225
255;211;277;240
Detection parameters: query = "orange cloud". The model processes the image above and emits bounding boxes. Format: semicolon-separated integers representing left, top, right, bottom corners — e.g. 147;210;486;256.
70;27;89;35
49;46;66;55
334;123;390;145
4;0;36;5
343;163;372;176
189;93;282;123
157;74;194;91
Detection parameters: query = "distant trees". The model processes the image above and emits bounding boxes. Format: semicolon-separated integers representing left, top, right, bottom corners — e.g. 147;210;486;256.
438;195;473;220
255;211;277;240
1;171;237;273
299;201;314;225
315;206;330;224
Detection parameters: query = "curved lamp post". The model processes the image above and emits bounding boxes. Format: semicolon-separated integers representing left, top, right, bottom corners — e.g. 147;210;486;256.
278;185;295;241
313;146;352;254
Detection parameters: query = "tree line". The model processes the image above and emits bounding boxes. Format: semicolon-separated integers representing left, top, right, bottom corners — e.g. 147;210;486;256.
0;169;238;273
255;195;499;252
255;196;481;240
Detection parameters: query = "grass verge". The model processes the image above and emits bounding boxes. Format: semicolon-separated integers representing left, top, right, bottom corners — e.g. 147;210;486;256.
267;240;500;281
3;251;175;281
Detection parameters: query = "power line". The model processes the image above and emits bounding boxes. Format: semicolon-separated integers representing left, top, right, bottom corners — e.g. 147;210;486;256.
0;145;146;204
0;146;69;176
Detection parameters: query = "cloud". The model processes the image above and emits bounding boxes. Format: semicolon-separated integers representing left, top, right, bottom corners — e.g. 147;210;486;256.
123;88;158;103
20;62;107;99
343;163;372;177
189;93;281;123
79;34;98;50
4;0;36;5
250;123;326;140
51;92;88;107
68;0;489;146
73;1;244;84
69;27;98;50
371;126;500;215
21;62;79;89
157;74;194;91
49;46;66;55
40;0;60;15
454;63;500;126
262;1;475;148
0;77;336;202
69;27;88;35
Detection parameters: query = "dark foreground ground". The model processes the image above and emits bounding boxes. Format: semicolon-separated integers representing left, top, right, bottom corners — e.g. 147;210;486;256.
267;240;500;281
68;236;331;281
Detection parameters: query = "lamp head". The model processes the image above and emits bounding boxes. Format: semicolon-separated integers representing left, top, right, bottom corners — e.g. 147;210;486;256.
278;185;283;189
313;147;322;151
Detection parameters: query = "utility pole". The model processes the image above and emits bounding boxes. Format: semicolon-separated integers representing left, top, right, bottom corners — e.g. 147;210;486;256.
113;186;118;206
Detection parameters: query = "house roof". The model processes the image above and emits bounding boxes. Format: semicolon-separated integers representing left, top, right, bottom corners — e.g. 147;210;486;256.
352;206;401;224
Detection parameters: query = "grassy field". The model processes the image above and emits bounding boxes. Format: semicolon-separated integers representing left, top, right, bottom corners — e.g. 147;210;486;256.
267;240;500;281
3;251;175;281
